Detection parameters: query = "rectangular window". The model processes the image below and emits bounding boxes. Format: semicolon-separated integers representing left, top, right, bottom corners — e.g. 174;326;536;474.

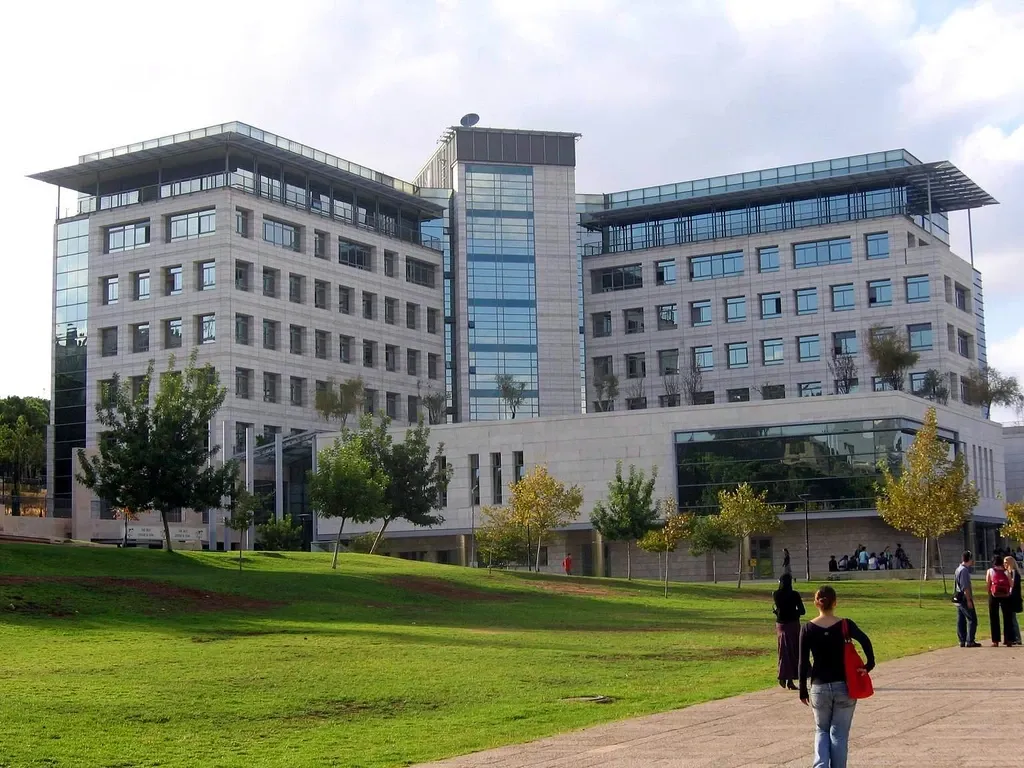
314;231;328;259
339;285;353;315
262;320;279;351
427;308;440;334
868;279;892;307
102;276;119;305
339;335;353;364
169;209;215;241
263;218;299;251
761;384;785;400
957;331;972;358
910;372;927;394
363;292;376;320
795;287;818;315
234;262;251;292
593;312;612;337
315;329;329;360
872;376;893;392
289;377;305;407
106;221;150;253
593;356;613;379
908;323;932;352
199;261;215;291
262;268;279;298
794;237;851;268
314;280;328;309
235;368;252;400
100;327;117;357
798;334;820;362
289;325;304;355
762;338;783;365
727;387;750;403
693;391;715;405
428;353;439;380
624;307;645;334
235;314;252;345
955;284;969;311
235;208;249;238
385;344;399;372
760;292;782;319
689;250;744;281
693;345;714;371
407;349;419;376
656;304;678;330
831;283;855;311
384;251;397;277
288;274;304;304
234;422;251;454
513;451;525;484
655;259;676;286
263;373;280;403
363;340;376;368
133;271;150;301
659;393;681;408
386;392;399;420
725;296;746;323
866;232;890;260
407;303;419;330
406;257;437;288
384;297;398;325
758;246;779;273
133;322;150;353
658;349;679;376
625;352;646;379
833;330;857;356
408;395;420;424
491;453;503;504
339;237;372;271
690;300;712;327
798;381;823;397
906;275;930;303
199;313;216;344
727;342;748;369
593;264;642;292
469;454;480;505
163;319;180;350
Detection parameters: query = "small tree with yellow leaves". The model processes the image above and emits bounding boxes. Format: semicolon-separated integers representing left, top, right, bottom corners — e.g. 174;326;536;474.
508;466;583;572
1001;501;1024;548
637;500;694;596
876;406;977;596
717;483;784;589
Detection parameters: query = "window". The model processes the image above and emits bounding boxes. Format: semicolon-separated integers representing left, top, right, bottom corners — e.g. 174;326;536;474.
761;384;785;400
469;454;480;505
235;314;252;345
659;394;681;408
315;329;329;360
762;338;783;365
339;285;353;315
199;261;215;291
407;303;419;330
289;377;305;407
288;274;304;304
385;344;399;372
407;349;419;376
727;342;748;369
906;275;930;303
263;320;279;350
362;291;376;320
798;382;823;397
133;271;150;301
727;387;750;403
384;251;397;277
491;453;502;504
314;231;328;259
758;246;780;273
235;208;249;237
725;296;746;323
102;276;118;305
263;425;281;443
870;326;894;344
263;218;299;251
513;451;525;484
624;307;645;334
835;377;860;394
289;325;304;355
100;327;117;357
798;334;820;362
626;396;647;411
169;209;215;241
872;377;893;392
428;353;439;380
689;250;743;281
339;335;353;364
386;392;399;420
760;292;782;318
314;280;328;309
262;268;279;298
625;352;646;379
133;322;150;353
234;422;252;454
263;373;280;403
163;319;180;350
384;297;398;325
363;340;376;368
957;331;972;358
234;262;251;292
199;313;216;344
593;356;613;379
908;323;932;352
831;283;855;311
339;237;372;271
593;312;612;337
693;345;714;371
593;264;642;292
690;300;712;327
867;279;892;307
406;257;436;288
408;395;420;424
658;349;679;376
833;330;857;356
427;308;440;334
656;304;678;330
910;372;927;394
655;259;676;286
235;368;252;400
795;288;818;315
865;232;889;260
954;284;969;311
794;237;851;268
106;221;150;253
693;391;715;405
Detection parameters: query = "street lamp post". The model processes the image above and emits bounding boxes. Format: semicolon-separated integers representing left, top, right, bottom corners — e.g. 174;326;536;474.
469;479;479;567
799;493;811;581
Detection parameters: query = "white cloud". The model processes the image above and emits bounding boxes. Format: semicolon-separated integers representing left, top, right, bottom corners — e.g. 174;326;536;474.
988;326;1024;425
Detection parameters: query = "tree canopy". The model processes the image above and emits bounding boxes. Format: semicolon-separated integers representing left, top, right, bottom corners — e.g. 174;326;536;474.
591;462;660;580
1002;501;1024;545
508;465;583;571
689;514;735;583
717;483;783;588
0;415;45;514
314;377;365;428
867;327;919;391
495;374;526;419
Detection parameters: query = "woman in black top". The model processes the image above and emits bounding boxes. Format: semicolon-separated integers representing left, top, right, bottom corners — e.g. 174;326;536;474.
772;573;805;690
799;586;874;768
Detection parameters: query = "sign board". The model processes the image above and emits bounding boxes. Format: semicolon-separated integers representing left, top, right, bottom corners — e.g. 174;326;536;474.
748;558;758;567
126;525;206;542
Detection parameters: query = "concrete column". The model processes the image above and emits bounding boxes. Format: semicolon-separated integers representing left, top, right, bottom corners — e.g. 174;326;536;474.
310;434;319;546
457;533;468;566
245;425;255;550
594;530;605;578
274;432;284;522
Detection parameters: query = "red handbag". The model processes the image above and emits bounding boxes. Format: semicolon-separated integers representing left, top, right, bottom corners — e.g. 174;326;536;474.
842;619;874;699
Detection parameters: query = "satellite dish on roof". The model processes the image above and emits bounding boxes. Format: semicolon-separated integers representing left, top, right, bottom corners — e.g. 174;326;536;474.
460;113;480;128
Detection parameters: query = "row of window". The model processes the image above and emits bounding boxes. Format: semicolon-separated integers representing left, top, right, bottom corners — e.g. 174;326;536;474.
232;380;425;421
466;451;528;507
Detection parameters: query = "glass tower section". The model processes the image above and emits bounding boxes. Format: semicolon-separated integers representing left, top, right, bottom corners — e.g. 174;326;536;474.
418;188;455;420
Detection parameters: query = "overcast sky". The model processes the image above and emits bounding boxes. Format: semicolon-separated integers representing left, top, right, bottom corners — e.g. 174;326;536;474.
1;0;1021;422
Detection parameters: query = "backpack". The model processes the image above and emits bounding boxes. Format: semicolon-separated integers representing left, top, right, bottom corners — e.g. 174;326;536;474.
990;568;1011;599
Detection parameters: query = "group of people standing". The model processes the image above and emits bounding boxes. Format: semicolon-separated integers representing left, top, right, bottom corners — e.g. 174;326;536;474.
828;544;910;572
953;549;1023;647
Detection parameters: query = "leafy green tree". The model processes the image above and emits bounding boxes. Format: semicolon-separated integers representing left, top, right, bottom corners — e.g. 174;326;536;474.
592;375;618;412
0;415;45;515
591;462;660;580
475;505;529;570
637;503;693;595
256;515;303;551
717;483;784;588
495;373;526;419
224;487;260;572
314;377;365;428
689;514;735;583
867;326;919;391
347;532;378;554
508;465;584;571
1002;501;1024;546
914;369;949;404
961;366;1024;414
420;386;448;426
308;435;388;570
77;354;235;551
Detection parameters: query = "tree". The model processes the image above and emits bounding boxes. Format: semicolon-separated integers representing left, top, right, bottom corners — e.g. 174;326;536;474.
0;415;45;515
689;514;735;583
867;326;919;391
637;503;693;596
961;366;1024;414
508;465;583;571
915;369;949;404
1001;501;1024;546
475;505;529;570
876;407;978;596
682;359;703;405
314;377;364;428
256;515;303;551
308;435;388;570
420;385;448;425
591;462;660;580
717;483;784;588
76;354;236;552
624;377;647;409
495;373;526;419
661;374;681;407
113;506;139;548
224;488;259;572
827;351;858;395
592;375;619;412
0;396;49;435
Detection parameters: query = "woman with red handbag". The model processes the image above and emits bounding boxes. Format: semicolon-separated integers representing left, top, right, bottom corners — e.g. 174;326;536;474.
798;586;875;768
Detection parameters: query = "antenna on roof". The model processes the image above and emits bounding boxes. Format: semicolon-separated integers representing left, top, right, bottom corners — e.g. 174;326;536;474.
460;113;480;128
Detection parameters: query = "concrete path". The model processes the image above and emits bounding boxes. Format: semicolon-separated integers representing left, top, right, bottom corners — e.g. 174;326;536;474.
417;645;1023;767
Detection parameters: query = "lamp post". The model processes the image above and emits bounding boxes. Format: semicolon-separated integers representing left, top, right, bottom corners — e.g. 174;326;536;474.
799;493;811;581
469;478;479;567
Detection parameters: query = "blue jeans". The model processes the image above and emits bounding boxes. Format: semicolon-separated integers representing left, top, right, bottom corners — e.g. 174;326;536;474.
957;603;978;645
810;681;856;768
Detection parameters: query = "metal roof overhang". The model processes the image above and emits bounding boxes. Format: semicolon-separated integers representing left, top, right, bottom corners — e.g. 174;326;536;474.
579;161;997;230
29;133;444;220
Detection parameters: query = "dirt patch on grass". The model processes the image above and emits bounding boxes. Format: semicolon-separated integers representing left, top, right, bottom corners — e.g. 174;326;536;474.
586;647;769;663
284;697;439;722
386;575;511;602
530;581;620;597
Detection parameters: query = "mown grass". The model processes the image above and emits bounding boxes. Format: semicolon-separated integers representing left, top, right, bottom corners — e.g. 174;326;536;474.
0;543;959;768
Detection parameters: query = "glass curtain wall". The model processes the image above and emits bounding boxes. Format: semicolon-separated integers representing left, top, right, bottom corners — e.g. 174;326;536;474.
419;188;455;420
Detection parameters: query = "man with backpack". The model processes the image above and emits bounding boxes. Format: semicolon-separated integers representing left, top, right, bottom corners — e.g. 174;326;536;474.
985;554;1015;647
954;551;980;648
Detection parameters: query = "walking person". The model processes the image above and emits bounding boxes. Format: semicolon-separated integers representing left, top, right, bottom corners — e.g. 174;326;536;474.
1004;555;1023;646
562;552;573;577
985;554;1015;647
783;548;792;577
799;586;875;768
773;573;805;690
954;550;980;648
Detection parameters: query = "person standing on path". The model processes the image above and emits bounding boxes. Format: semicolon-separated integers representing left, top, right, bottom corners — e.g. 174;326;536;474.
783;548;792;577
985;554;1015;647
954;550;980;648
799;585;875;768
858;548;869;571
773;573;805;691
1004;555;1022;645
562;553;572;576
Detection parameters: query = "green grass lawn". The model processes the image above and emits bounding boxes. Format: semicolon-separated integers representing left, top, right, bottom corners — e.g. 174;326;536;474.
0;543;960;768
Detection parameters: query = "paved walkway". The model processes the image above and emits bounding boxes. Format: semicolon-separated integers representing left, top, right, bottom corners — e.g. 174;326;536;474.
418;645;1023;767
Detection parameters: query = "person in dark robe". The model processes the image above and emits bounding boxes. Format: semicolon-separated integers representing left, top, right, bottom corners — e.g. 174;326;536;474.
773;572;805;690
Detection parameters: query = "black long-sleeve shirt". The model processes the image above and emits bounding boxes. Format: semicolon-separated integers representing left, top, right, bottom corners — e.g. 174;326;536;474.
772;589;805;623
798;619;874;699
